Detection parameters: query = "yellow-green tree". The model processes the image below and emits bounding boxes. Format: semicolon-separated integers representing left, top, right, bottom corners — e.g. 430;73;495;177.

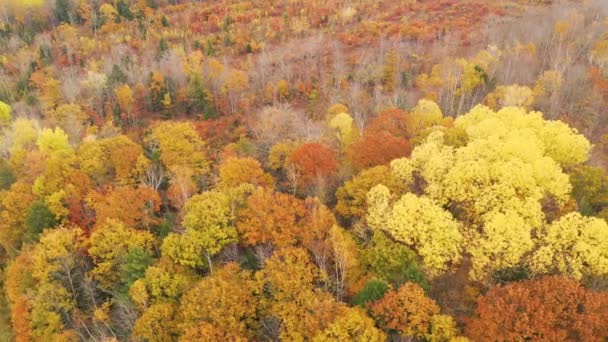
313;307;385;342
162;191;237;272
146;121;209;175
328;112;357;157
88;219;155;288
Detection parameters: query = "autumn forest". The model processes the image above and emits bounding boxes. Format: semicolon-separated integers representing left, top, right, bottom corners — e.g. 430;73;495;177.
1;0;608;341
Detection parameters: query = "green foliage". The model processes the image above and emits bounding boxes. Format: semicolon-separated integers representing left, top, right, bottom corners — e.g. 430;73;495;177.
569;165;608;216
158;37;169;56
117;0;134;20
362;231;428;290
107;64;128;87
25;201;58;243
120;247;155;290
351;278;390;307
54;0;72;24
205;40;215;56
0;159;15;191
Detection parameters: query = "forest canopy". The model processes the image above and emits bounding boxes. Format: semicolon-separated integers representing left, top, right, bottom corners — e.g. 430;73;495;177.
1;0;608;340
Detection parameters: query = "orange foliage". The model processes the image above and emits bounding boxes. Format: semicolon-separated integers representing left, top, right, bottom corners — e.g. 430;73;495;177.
347;132;411;171
366;108;410;138
466;276;608;341
218;157;274;189
370;282;440;338
236;189;335;249
88;186;161;229
288;142;338;188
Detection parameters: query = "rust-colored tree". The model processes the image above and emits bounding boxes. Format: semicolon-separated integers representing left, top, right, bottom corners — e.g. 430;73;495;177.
288;142;338;192
466;276;608;341
346;132;411;171
370;282;440;338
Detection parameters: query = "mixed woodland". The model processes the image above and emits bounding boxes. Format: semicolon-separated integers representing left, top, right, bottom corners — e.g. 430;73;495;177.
1;0;608;340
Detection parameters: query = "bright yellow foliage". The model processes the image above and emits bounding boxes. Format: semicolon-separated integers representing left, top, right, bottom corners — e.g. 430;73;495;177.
329;112;356;148
36;127;72;155
468;210;535;282
367;187;462;277
0;101;11;126
163;191;237;267
529;212;608;280
368;105;591;281
410;99;443;134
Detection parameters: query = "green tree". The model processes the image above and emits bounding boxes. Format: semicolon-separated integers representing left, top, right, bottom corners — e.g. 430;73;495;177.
25;201;58;243
351;278;390;307
362;231;428;289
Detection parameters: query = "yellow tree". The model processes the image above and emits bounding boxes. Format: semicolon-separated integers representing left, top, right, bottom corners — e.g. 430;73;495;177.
79;134;148;185
114;84;134;119
529;212;608;280
366;105;591;281
257;247;343;340
367;186;463;277
29;226;86;339
87;219;155;288
46;104;88;144
328;112;357;159
0;182;37;254
0;100;11;126
217;157;274;189
132;303;179;342
146;121;209;175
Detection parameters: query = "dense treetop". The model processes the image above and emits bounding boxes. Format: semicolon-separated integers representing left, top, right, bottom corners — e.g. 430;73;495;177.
0;0;608;340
